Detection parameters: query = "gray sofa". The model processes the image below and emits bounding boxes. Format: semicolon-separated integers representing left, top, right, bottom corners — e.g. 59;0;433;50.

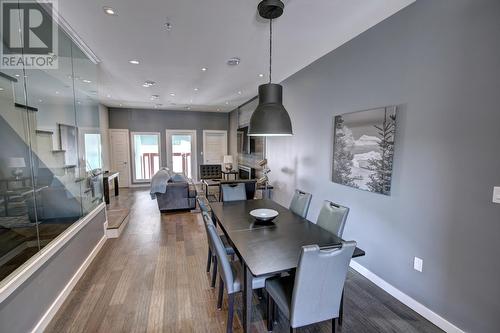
150;168;196;212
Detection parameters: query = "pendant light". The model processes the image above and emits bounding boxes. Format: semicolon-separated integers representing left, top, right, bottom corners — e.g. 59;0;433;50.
248;0;293;137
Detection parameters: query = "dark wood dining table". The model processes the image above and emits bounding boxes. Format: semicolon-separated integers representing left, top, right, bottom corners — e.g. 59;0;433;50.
210;199;365;333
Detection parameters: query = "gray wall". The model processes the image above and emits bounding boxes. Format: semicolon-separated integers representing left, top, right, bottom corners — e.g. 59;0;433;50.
0;208;106;332
109;108;229;181
266;1;500;332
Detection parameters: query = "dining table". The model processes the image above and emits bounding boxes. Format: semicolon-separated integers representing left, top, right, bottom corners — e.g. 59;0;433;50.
210;199;365;333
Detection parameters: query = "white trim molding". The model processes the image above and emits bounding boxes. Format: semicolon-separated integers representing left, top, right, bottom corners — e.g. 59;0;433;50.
31;235;107;333
349;260;464;333
0;203;106;303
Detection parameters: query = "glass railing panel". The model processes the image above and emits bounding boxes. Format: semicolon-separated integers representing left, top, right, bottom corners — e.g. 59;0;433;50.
0;2;40;281
72;43;103;215
23;28;83;248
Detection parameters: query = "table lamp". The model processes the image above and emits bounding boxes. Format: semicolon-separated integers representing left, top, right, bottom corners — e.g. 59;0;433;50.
7;157;26;179
223;155;233;171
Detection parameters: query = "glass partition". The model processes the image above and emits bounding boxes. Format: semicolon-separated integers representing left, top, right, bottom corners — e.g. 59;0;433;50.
0;1;103;283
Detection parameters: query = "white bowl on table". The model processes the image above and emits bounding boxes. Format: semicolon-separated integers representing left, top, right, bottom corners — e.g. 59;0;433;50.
250;208;279;222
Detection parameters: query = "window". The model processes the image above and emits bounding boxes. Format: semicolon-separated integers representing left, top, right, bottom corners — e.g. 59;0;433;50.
84;133;102;171
132;133;160;182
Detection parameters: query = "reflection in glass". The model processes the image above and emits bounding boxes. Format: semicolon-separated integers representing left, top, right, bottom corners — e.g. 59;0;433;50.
0;10;103;283
132;134;160;181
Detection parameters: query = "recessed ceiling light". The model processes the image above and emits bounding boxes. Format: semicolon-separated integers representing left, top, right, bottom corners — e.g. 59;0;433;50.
258;73;264;77
119;103;123;107
15;74;20;77
189;99;193;103
186;106;191;110
0;88;4;91
238;91;242;95
142;80;155;87
77;101;81;104
55;91;59;94
129;59;140;65
38;99;42;102
227;57;241;66
201;67;207;71
150;94;160;100
225;101;229;105
194;88;199;91
82;79;91;83
107;94;111;98
103;6;116;15
169;92;175;96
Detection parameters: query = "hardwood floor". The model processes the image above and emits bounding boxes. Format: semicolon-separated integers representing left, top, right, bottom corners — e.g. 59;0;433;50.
46;189;442;333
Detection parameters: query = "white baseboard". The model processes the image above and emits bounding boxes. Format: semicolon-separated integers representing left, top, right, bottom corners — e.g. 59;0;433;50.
31;235;107;333
349;261;464;333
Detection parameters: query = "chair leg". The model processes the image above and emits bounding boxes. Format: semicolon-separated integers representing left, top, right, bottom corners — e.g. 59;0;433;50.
217;278;224;310
211;257;218;288
289;327;294;333
339;289;344;325
267;294;274;331
273;302;279;324
206;248;212;273
332;318;336;333
227;294;235;333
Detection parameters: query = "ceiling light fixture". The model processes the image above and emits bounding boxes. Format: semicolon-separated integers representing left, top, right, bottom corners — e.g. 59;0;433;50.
238;91;242;95
119;103;123;107
201;67;207;71
194;88;199;91
249;0;293;137
151;94;160;100
82;79;91;83
129;59;140;65
258;73;264;77
142;80;155;87
225;101;229;105
0;88;4;91
169;92;175;96
55;91;59;94
227;57;241;66
103;6;116;15
107;94;111;98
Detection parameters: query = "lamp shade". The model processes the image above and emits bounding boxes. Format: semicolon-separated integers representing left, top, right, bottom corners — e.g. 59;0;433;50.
7;157;26;168
248;83;293;136
223;155;233;164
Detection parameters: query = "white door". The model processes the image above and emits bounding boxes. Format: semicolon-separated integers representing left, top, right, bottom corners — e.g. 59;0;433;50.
203;130;228;164
166;130;197;180
109;129;131;187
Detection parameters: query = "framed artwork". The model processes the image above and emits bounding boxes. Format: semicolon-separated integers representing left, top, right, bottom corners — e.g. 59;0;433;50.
332;106;397;195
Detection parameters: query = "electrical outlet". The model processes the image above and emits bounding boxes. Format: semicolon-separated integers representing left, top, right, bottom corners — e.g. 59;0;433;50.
493;187;500;204
414;257;423;272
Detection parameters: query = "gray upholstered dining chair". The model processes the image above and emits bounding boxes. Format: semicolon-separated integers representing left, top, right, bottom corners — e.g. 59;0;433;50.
289;189;312;218
220;183;247;202
206;222;271;333
201;211;235;288
316;200;350;237
265;241;356;333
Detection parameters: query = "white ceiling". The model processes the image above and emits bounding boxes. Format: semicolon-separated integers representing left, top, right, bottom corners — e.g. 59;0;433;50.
57;0;415;112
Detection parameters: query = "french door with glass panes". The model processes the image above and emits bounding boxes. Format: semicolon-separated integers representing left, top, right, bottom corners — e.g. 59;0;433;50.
166;130;197;180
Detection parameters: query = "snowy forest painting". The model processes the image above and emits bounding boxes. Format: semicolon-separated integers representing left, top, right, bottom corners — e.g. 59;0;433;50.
332;106;397;195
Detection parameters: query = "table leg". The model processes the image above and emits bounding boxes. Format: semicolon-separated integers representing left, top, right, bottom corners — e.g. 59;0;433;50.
243;264;253;333
114;177;119;196
104;179;110;205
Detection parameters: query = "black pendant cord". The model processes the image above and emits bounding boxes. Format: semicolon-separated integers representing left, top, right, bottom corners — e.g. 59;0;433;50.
269;18;272;84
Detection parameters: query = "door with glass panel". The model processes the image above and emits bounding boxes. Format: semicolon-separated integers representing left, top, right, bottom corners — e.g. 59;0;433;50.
131;132;161;182
166;130;197;180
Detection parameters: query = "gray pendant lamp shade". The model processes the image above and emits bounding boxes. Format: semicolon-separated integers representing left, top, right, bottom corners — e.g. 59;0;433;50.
249;0;293;137
248;83;292;136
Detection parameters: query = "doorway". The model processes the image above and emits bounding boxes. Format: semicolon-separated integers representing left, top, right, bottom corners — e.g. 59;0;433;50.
166;130;197;180
109;129;131;187
131;132;161;182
